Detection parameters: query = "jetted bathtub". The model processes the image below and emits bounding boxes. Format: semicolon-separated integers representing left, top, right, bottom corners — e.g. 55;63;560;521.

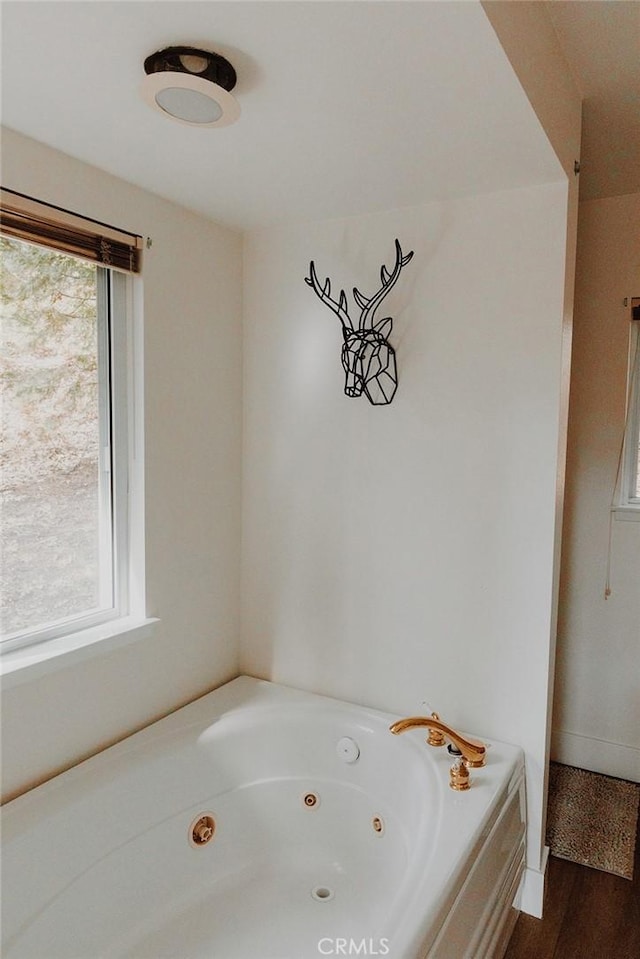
1;677;525;958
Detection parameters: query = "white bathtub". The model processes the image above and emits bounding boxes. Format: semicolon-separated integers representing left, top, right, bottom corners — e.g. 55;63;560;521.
1;677;525;959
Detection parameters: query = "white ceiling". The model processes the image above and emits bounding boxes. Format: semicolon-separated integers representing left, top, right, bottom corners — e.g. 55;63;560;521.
544;0;640;201
1;1;565;231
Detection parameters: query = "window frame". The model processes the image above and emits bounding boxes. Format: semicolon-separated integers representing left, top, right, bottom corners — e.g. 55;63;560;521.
1;264;132;653
0;194;154;681
620;317;640;509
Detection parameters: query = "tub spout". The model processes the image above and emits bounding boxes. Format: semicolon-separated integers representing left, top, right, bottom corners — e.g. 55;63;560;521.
389;715;486;767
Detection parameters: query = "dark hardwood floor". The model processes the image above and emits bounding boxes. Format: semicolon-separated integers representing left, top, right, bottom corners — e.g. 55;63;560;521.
504;823;640;959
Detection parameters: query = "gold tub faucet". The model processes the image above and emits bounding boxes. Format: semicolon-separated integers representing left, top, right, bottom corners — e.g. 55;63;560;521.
389;713;486;768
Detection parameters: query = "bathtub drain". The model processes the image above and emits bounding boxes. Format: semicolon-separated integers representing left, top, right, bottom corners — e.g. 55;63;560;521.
311;886;334;902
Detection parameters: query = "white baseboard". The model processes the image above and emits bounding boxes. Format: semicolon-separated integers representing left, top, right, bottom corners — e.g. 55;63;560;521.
515;846;549;919
551;729;640;782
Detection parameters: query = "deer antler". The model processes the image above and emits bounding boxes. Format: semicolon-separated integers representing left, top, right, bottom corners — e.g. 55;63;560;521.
305;261;354;330
353;239;414;330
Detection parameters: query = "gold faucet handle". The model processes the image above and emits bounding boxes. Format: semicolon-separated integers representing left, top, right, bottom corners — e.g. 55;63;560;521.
450;759;471;791
427;712;446;747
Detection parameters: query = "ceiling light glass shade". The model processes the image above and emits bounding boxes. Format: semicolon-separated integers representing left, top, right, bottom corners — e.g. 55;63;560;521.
155;87;222;124
141;71;240;127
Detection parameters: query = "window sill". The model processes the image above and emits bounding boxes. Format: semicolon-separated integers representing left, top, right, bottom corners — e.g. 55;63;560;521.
0;616;159;690
611;506;640;523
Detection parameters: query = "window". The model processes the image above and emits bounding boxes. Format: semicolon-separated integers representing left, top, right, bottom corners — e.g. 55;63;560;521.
0;190;146;660
620;304;640;508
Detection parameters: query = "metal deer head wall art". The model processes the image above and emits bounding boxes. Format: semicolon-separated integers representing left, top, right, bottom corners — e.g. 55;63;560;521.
305;239;414;406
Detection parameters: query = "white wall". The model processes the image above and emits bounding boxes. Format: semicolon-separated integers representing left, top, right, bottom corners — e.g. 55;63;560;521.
482;1;582;181
1;129;243;802
554;193;640;781
241;183;568;896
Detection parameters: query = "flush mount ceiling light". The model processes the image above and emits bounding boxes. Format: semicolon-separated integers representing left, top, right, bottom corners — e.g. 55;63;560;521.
141;46;240;128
